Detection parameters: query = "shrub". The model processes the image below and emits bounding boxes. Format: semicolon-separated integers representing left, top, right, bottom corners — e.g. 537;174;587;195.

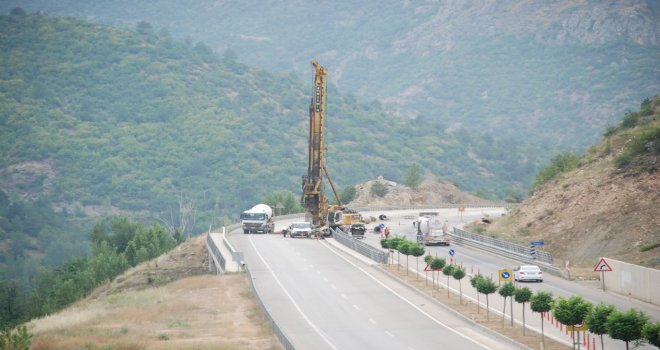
621;111;639;129
639;242;660;252
603;125;618;137
532;152;580;191
370;182;388;197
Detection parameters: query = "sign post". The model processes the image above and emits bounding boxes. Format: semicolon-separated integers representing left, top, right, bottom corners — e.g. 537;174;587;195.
530;241;544;259
593;258;613;291
498;269;512;284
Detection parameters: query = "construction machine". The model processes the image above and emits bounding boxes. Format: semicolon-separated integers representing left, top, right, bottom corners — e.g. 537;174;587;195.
301;61;362;235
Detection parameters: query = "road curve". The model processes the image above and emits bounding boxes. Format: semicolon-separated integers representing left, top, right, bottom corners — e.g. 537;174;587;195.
230;231;527;350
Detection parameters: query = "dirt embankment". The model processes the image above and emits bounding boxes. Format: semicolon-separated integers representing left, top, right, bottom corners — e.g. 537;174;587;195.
349;176;500;207
28;235;282;350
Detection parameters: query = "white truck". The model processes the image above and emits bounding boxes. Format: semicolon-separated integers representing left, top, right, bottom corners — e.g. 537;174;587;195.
240;204;274;234
414;213;450;246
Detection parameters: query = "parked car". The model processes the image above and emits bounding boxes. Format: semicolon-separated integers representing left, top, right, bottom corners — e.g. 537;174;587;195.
349;223;366;238
288;222;312;238
513;265;543;282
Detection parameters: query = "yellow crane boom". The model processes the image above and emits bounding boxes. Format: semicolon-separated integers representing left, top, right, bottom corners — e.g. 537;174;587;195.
301;60;329;227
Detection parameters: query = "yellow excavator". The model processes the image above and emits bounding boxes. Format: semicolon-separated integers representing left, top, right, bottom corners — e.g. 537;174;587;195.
301;61;362;236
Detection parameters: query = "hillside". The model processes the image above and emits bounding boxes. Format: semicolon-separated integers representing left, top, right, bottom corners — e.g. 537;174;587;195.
3;1;658;157
26;234;282;350
483;97;660;272
348;177;498;208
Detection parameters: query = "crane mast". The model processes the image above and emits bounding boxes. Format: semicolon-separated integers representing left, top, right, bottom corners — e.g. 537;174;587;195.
302;60;330;227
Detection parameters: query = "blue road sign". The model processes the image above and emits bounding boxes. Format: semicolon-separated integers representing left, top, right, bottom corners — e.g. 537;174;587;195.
530;241;545;246
448;249;455;256
501;271;510;279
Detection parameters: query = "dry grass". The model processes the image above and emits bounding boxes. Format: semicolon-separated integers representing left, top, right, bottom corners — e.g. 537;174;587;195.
382;265;572;350
27;234;283;350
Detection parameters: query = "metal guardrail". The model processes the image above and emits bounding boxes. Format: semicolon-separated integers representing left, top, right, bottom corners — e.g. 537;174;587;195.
331;227;389;264
352;203;513;211
245;264;295;350
206;233;226;273
451;228;563;276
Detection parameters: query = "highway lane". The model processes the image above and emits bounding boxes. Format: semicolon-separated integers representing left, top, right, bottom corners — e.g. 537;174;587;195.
229;230;527;350
359;208;660;349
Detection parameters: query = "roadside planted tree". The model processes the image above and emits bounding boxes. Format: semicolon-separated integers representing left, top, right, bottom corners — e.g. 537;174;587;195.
553;296;593;349
442;265;455;298
476;277;498;321
470;274;486;314
452;266;466;304
424;255;434;286
585;303;615;350
399;241;413;276
498;282;515;326
430;257;446;290
390;237;405;270
410;244;425;280
380;238;391;264
605;308;649;350
514;287;533;335
642;322;660;348
530;291;554;346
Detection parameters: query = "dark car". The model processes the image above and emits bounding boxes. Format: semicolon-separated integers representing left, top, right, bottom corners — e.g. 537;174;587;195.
349;223;366;238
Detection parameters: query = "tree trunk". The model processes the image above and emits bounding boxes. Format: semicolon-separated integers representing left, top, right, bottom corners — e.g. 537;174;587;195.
522;306;526;335
510;297;513;327
541;314;545;346
486;295;490;321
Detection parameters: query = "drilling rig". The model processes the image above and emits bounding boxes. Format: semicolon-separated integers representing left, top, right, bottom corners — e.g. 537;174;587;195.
301;61;361;235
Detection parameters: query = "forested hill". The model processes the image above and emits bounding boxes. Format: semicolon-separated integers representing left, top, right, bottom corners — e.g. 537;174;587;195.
2;1;658;158
0;11;536;228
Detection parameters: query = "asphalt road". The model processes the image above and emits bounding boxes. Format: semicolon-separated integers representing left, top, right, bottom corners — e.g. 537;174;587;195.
229;228;527;350
358;208;660;350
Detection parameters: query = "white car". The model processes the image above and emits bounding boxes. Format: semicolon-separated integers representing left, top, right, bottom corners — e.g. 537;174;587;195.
513;265;543;282
288;222;312;238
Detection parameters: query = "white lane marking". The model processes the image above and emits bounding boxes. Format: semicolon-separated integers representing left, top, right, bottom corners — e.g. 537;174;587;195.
353;304;361;311
323;277;328;282
340;293;348;300
385;331;394;337
369;318;377;325
249;236;338;350
321;241;494;350
331;284;337;290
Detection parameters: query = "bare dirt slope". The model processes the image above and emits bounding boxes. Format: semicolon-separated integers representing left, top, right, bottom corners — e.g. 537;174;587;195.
484;104;660;275
28;235;282;350
349;176;498;207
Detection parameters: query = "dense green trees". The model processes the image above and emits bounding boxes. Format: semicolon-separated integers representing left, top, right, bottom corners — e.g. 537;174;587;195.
0;216;181;329
262;190;303;215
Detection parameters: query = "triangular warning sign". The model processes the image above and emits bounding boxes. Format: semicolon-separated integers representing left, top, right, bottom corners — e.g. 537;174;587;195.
423;264;431;272
594;258;613;272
